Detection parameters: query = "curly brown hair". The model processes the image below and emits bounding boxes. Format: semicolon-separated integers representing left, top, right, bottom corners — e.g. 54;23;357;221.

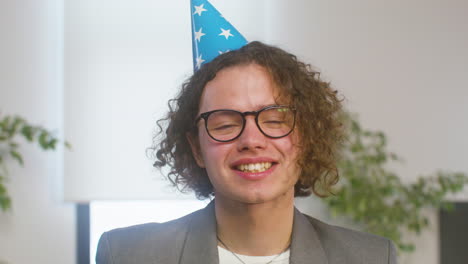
152;41;344;199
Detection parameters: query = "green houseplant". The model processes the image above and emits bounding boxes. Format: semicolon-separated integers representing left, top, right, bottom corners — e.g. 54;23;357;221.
0;114;67;211
325;113;468;252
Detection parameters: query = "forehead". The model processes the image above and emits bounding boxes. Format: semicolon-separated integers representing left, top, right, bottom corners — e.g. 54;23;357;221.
199;64;282;113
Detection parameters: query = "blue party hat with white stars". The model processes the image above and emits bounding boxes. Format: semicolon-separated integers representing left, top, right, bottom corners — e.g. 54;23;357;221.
191;0;248;70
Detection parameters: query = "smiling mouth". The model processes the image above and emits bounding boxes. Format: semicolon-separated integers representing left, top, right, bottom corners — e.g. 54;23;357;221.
235;162;273;173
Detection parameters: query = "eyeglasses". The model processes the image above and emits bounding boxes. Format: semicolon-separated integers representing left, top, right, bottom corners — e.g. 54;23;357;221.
195;105;296;142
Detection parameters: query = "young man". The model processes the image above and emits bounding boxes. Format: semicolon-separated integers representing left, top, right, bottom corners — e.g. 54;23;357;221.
96;41;397;264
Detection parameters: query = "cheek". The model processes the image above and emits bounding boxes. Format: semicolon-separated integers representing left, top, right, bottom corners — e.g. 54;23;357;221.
199;133;232;167
289;133;302;160
280;134;300;158
278;135;301;176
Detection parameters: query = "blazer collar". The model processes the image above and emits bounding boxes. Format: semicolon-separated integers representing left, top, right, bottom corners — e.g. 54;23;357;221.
179;201;219;264
179;201;328;264
290;208;328;264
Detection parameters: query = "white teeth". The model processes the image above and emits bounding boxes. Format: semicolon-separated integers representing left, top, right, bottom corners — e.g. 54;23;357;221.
236;162;273;173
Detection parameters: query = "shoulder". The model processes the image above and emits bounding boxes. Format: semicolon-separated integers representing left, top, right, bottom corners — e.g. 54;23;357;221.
305;214;389;247
304;214;397;263
96;210;196;264
103;212;192;245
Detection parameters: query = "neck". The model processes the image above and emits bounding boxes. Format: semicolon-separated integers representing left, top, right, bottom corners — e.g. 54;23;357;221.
214;189;295;256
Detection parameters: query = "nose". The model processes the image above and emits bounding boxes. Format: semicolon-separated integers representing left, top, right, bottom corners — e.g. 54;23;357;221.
236;116;267;151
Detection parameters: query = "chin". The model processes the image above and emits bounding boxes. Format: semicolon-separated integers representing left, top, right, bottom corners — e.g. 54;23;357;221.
233;188;294;205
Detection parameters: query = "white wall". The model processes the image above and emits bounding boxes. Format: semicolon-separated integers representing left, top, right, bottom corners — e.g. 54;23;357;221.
0;1;76;264
267;1;468;263
266;0;468;181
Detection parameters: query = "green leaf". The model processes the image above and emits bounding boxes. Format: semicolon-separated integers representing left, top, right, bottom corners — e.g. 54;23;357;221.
48;138;58;149
0;181;12;211
10;116;24;135
21;125;34;141
1;116;11;130
399;243;415;252
0;195;12;211
10;150;24;166
38;131;49;149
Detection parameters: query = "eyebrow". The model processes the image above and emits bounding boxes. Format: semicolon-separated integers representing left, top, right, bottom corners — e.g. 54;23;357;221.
226;104;281;112
254;103;280;110
199;103;286;115
255;104;276;110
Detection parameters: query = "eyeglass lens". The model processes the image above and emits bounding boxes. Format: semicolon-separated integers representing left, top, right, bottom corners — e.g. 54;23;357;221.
206;107;295;141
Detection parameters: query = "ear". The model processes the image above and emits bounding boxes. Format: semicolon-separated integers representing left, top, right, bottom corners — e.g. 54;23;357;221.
186;132;205;168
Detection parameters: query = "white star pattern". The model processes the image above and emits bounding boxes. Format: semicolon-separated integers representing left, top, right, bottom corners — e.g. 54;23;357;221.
194;28;206;42
196;54;205;69
219;28;234;39
190;1;247;70
193;4;207;16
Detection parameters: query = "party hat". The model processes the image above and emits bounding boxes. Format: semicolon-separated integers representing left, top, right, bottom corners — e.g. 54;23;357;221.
190;0;248;70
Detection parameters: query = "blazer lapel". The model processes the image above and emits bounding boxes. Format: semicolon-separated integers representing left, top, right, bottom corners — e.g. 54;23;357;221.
179;201;219;264
290;208;328;264
178;202;328;264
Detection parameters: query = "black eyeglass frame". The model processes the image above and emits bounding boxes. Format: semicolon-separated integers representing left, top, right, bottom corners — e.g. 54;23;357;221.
194;105;297;142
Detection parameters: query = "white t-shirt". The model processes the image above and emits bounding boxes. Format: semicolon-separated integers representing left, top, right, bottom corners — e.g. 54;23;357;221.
218;246;290;264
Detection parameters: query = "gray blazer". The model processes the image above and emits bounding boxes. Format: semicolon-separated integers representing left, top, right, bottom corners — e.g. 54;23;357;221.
96;202;397;264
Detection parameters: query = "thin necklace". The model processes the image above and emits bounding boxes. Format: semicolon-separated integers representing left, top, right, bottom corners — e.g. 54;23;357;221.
217;235;290;264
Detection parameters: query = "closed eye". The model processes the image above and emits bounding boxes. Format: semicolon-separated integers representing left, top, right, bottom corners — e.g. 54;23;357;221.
212;124;239;131
262;120;286;125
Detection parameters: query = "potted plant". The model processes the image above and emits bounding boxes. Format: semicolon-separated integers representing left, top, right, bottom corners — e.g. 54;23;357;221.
0;114;68;211
325;113;468;253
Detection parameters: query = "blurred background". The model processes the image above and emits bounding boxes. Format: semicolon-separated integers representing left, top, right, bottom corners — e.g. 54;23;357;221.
0;0;467;263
